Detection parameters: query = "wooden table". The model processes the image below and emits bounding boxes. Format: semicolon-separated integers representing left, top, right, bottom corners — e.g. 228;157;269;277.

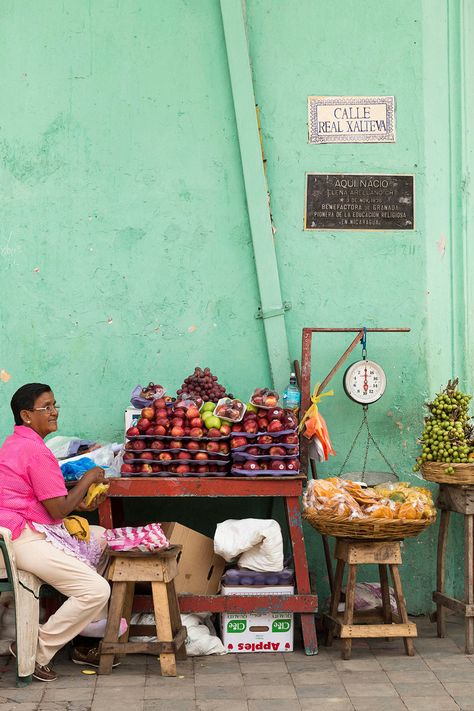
434;484;474;654
98;476;319;655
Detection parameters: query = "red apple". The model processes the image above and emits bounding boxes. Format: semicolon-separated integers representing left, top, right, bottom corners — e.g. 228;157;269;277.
207;428;221;438
219;443;230;454
257;435;273;445
151;464;162;473
154;408;168;420
282;434;299;445
190;417;203;429
189;427;204;438
231;436;247;449
259;461;269;470
282;419;298;432
286;458;300;471
141;407;155;420
196;465;208;474
264;395;278;407
121;463;134;474
137;418;151;432
186;406;200;420
170;439;183;449
154;425;167;436
126;426;140;437
123;451;134;461
206;441;220;453
194;452;209;461
146;426;156;436
208;464;218;472
187;440;201;451
132;440;146;451
244;412;257;421
246;446;260;456
140;451;154;461
219;423;231;436
268;420;283;433
150;440;164;451
170;426;185;438
125;441;134;451
268;408;284;421
170;417;185;428
159;452;173;461
232;423;244;432
178;451;190;460
269;446;286;457
243;421;258;434
168;465;177;474
270;459;286;471
139;463;153;474
153;398;166;410
176;464;191;474
243;461;260;471
257;417;269;430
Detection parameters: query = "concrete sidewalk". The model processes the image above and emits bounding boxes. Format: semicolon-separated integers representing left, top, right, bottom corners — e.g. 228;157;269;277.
0;615;473;711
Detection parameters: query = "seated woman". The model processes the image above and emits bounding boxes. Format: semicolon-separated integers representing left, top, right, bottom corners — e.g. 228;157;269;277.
0;383;113;682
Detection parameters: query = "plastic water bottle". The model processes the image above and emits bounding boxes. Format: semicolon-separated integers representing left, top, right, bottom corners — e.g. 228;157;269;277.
283;372;300;416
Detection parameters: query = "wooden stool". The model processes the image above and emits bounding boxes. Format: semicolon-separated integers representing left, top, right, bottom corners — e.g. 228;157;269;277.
98;545;187;676
434;484;474;654
325;539;417;659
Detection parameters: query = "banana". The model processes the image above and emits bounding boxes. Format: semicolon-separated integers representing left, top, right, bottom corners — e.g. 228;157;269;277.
84;482;110;507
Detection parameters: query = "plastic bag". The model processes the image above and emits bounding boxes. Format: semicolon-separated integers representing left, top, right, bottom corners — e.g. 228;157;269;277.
214;519;283;572
338;583;398;615
129;612;226;656
130;383;166;409
298;384;335;461
60;457;97;482
46;436;96;460
105;523;170;553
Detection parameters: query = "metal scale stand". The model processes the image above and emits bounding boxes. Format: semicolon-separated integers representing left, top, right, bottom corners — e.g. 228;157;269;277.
298;326;410;592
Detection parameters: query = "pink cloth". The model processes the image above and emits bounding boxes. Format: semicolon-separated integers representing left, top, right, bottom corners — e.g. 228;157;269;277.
0;425;67;539
105;524;170;552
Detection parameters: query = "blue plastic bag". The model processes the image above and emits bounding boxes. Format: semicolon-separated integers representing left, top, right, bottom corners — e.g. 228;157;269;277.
60;457;97;482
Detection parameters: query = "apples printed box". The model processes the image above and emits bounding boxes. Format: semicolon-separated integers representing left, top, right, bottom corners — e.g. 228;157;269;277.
124;407;141;435
220;584;294;653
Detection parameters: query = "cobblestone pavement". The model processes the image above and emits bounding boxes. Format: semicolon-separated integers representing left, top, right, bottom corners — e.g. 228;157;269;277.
1;616;473;711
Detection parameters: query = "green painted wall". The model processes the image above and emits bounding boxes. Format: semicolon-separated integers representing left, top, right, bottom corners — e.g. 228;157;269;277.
1;0;472;614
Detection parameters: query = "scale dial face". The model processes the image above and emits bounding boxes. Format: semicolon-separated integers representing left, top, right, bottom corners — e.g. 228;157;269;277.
343;359;386;405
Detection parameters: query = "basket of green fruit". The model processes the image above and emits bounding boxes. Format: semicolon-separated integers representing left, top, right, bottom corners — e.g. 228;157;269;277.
414;379;474;485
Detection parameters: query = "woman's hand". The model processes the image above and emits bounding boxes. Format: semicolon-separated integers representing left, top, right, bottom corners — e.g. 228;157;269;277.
82;466;106;485
76;490;108;512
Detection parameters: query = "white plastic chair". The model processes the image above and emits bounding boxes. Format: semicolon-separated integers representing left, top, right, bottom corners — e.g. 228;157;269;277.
0;526;44;686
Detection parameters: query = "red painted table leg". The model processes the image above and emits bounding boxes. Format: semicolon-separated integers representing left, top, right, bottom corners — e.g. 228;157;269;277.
285;495;318;655
99;497;113;529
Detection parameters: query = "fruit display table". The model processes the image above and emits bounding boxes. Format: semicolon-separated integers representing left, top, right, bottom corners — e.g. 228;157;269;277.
433;483;474;654
98;475;319;655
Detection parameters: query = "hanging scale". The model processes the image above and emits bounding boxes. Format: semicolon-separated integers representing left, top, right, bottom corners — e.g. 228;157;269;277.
340;328;398;485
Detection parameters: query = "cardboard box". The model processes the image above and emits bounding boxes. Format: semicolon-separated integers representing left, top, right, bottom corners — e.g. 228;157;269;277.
124;407;141;435
220;584;294;653
161;522;225;595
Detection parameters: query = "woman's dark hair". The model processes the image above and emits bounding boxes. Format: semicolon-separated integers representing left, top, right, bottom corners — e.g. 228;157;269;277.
11;383;52;425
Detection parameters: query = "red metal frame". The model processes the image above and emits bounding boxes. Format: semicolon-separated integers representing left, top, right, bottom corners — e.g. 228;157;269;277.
99;476;319;655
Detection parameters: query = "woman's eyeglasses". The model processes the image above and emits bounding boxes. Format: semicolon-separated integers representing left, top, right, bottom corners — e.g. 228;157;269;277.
29;405;60;414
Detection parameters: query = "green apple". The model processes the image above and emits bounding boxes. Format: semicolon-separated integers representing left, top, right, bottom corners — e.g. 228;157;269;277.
201;401;216;413
204;415;221;430
246;402;258;413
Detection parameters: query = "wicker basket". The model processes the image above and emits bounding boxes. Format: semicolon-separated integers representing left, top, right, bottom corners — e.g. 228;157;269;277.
421;461;474;485
303;508;436;541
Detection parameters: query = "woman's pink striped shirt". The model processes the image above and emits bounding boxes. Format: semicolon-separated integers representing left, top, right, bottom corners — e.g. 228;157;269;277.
0;425;67;539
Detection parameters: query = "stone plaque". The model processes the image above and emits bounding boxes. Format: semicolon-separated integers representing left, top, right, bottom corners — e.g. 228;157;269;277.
304;173;415;230
308;96;395;144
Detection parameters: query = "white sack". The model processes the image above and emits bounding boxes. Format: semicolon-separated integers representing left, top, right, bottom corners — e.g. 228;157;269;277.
214;519;283;572
129;612;226;656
